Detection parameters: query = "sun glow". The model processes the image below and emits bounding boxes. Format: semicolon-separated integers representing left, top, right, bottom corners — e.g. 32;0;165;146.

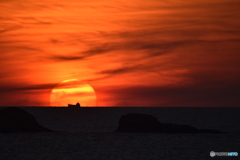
50;79;96;107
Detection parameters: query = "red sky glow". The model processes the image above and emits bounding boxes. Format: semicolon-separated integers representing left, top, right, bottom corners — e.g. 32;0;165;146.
0;0;239;106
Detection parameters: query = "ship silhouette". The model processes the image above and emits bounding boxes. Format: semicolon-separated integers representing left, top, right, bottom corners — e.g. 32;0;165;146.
68;103;81;108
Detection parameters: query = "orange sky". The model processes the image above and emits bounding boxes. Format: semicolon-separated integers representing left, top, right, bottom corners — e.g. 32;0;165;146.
0;0;240;106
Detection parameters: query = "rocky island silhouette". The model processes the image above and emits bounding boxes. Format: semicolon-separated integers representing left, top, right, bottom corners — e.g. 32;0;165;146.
0;107;52;133
116;113;221;133
0;107;221;134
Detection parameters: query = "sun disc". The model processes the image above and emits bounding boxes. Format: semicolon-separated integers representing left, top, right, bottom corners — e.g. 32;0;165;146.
50;79;96;107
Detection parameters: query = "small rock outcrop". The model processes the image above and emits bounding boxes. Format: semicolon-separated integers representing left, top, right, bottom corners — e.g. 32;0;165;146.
116;113;162;132
116;113;220;133
0;107;52;133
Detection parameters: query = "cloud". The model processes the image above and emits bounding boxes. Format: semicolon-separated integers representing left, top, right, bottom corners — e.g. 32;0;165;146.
0;0;239;107
99;83;240;107
0;83;57;92
50;55;86;61
95;62;162;78
47;25;240;62
0;26;22;34
81;43;115;55
48;39;182;62
97;66;140;75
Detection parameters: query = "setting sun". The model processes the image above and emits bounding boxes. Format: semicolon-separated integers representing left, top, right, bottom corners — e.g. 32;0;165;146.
50;79;96;107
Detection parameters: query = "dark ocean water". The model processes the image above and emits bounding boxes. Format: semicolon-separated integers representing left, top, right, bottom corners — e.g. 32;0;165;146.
0;107;239;160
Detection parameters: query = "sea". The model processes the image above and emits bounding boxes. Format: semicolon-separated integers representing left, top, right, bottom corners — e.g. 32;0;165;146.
0;107;239;160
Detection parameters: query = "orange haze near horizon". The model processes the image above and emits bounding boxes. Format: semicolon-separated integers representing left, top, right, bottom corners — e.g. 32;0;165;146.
0;0;239;106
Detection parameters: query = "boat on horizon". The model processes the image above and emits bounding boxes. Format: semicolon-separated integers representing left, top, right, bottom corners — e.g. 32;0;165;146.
68;103;81;108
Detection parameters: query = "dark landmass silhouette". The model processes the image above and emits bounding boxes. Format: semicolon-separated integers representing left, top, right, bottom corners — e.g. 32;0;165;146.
116;113;221;133
0;107;52;133
68;102;81;108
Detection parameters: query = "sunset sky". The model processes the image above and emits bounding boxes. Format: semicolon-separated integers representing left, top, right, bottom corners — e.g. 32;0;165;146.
0;0;239;106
